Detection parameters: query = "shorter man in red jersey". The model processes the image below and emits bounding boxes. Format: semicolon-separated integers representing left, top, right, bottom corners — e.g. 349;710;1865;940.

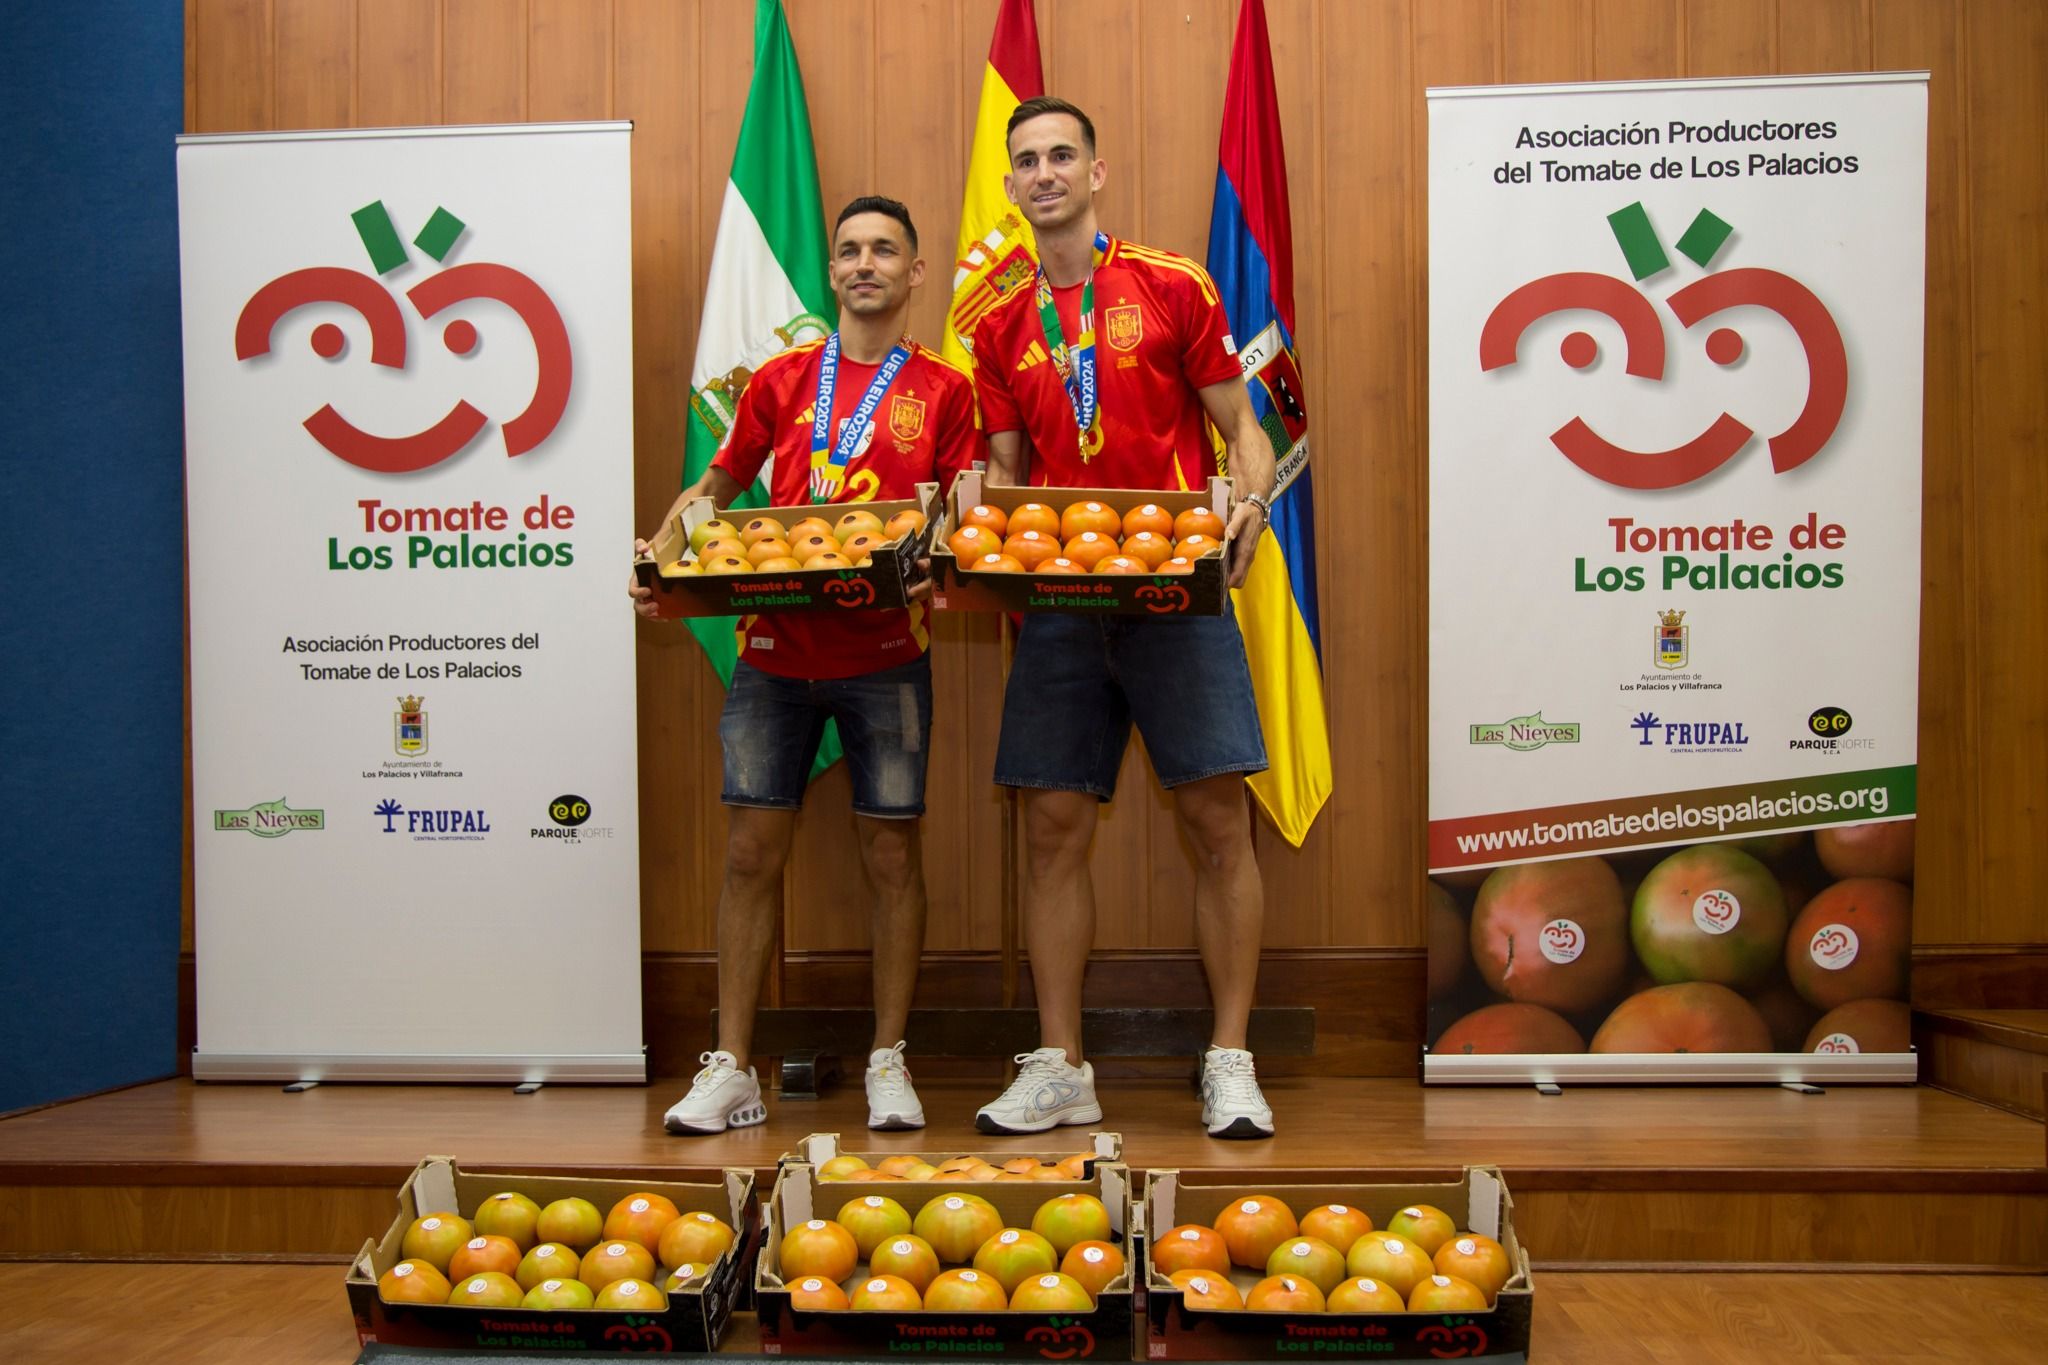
630;198;980;1136
969;98;1281;1139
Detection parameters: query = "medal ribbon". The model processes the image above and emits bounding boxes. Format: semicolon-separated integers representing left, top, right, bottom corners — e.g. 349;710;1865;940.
809;331;912;502
1035;231;1111;457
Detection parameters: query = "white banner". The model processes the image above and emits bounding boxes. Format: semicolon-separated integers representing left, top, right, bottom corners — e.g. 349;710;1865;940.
1425;76;1925;1079
179;124;642;1081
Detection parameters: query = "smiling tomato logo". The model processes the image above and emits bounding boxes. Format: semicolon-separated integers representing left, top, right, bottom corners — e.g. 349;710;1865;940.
1480;201;1846;490
235;199;572;474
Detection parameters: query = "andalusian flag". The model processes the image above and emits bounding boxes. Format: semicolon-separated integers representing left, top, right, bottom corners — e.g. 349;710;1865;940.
681;0;840;771
1210;0;1331;846
943;0;1044;371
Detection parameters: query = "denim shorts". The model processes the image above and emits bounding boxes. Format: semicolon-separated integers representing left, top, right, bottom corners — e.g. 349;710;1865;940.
719;654;933;818
993;611;1269;799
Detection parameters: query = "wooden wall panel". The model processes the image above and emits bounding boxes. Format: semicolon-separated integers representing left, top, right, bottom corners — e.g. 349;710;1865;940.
1504;0;1595;84
1777;0;1872;73
442;0;526;124
356;0;441;126
1877;0;1977;947
527;0;610;121
1684;0;1774;76
1321;0;1420;950
274;0;355;130
183;0;2048;1070
191;0;274;133
1961;0;2048;944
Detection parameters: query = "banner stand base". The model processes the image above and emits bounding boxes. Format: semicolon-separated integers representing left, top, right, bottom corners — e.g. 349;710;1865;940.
192;1050;647;1084
1424;1050;1916;1086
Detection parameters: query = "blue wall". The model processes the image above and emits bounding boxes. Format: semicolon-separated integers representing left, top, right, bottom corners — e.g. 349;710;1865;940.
0;5;186;1111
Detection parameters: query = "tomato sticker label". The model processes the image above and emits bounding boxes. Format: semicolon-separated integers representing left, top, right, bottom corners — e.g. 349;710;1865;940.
1810;923;1859;969
1539;919;1585;964
1813;1032;1860;1054
1692;890;1741;934
392;1263;415;1277
1455;1238;1477;1256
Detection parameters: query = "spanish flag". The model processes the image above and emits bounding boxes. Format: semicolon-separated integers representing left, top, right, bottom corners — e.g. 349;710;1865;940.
942;0;1043;372
1210;0;1331;846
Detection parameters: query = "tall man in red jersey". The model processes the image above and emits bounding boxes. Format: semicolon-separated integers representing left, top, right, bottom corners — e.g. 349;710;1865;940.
969;98;1281;1138
630;198;981;1135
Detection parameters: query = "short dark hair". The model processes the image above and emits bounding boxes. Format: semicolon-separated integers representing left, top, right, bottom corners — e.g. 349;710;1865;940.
1006;96;1096;155
834;196;917;252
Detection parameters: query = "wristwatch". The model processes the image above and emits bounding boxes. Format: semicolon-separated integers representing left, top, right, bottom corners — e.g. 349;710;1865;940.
1243;491;1273;522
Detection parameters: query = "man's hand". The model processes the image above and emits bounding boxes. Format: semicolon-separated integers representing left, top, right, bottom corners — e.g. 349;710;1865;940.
628;538;659;618
1223;502;1265;589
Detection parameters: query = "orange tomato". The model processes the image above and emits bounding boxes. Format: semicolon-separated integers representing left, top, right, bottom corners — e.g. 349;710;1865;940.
946;525;999;562
1036;557;1084;574
851;1273;924;1311
1409;1273;1489;1312
884;509;927;539
1095;556;1146;574
972;553;1026;573
1246;1274;1325;1312
700;537;748;562
1327;1276;1405;1312
779;1219;859;1283
1152;1225;1231;1277
791;533;843;564
1059;1241;1125;1297
1433;1232;1511;1301
1157;556;1195;575
1168;1267;1243;1310
1120;531;1174;569
787;1275;849;1310
746;537;793;567
753;557;804;572
959;504;1010;537
834;509;885;542
1063;531;1118;569
1215;1196;1299;1270
1061;500;1122;540
1122;502;1175;539
1174;533;1221;560
788;516;833;542
1174;506;1226;541
805;552;853;570
1003;529;1062;569
839;532;885;562
1008;502;1061;537
739;517;788;548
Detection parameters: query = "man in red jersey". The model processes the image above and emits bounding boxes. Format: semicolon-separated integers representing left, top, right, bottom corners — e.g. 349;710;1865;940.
630;198;980;1136
968;98;1281;1139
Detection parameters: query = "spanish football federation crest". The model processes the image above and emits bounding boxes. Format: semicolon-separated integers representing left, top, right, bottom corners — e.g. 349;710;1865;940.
394;695;428;755
1106;303;1143;351
888;393;926;441
1655;609;1689;670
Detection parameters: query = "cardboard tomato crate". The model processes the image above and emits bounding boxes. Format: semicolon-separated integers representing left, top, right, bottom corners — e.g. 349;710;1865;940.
757;1132;1133;1359
1141;1167;1532;1362
930;469;1234;615
633;483;939;620
345;1155;760;1355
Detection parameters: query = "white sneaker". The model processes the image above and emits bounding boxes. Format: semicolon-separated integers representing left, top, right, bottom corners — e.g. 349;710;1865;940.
1200;1046;1275;1139
975;1047;1103;1135
663;1050;767;1135
865;1041;926;1130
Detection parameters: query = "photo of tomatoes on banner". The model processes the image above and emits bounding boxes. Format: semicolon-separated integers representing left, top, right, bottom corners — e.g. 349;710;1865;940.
1427;818;1914;1057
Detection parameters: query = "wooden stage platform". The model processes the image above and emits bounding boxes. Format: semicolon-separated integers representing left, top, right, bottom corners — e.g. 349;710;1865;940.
1;1075;2043;1269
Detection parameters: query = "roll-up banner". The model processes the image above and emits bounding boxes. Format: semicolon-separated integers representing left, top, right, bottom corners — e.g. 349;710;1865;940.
1425;75;1926;1084
179;123;642;1082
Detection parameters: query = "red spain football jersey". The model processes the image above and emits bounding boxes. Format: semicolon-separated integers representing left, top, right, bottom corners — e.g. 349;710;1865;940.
971;236;1240;491
712;338;981;679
